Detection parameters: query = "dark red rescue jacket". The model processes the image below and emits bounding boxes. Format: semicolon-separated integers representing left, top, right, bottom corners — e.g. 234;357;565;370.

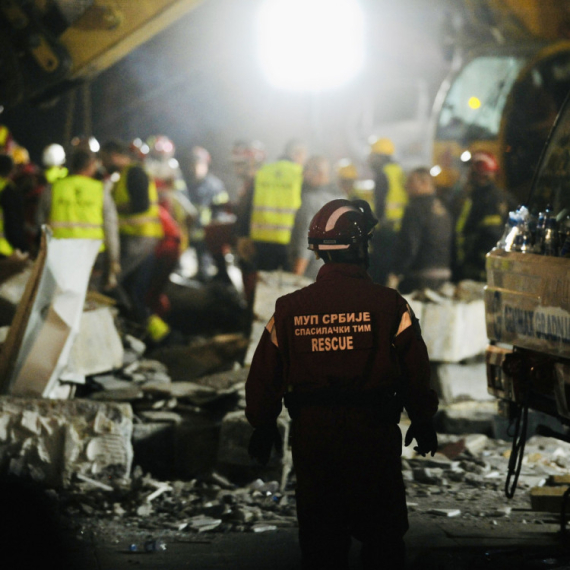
246;263;438;427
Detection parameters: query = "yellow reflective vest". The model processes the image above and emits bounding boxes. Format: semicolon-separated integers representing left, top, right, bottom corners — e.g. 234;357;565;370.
50;175;105;248
113;166;163;238
0;178;13;256
383;163;408;230
0;126;9;150
250;160;303;244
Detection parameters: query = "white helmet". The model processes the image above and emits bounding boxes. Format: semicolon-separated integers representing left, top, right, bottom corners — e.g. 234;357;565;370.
42;144;66;167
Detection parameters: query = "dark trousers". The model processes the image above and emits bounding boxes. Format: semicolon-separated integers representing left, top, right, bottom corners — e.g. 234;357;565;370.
292;407;408;570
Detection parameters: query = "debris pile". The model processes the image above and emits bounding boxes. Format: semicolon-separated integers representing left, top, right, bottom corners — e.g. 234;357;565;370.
59;471;298;536
0;397;133;487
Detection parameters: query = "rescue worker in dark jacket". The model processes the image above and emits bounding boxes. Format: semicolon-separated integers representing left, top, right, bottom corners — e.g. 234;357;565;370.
453;151;512;282
246;199;439;570
388;167;452;294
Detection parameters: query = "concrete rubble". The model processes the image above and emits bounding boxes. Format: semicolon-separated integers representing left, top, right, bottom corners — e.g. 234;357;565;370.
1;255;570;551
0;397;133;487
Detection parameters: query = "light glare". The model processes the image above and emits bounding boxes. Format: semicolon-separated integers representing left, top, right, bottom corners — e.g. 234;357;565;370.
257;0;365;91
468;96;481;110
461;150;472;162
430;165;442;177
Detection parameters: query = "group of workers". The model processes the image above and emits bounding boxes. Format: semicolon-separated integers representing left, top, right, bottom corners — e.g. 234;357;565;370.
0;124;513;323
0;128;232;341
232;134;513;300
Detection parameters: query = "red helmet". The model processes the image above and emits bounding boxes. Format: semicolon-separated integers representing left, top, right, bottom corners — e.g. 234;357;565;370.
471;150;498;173
308;199;378;251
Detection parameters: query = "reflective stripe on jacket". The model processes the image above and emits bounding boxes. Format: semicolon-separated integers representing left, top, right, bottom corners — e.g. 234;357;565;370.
250;160;303;244
113;165;164;238
0;178;13;256
50;175;105;248
383;163;408;229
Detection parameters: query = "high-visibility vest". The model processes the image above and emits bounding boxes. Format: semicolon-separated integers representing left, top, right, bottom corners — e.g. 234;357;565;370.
0;126;10;150
113;166;164;238
0;178;13;256
383;163;408;230
250;160;303;244
50;175;105;248
45;165;68;184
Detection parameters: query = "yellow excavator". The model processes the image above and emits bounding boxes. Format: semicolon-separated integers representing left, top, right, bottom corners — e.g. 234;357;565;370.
0;0;204;108
448;1;570;500
432;0;570;204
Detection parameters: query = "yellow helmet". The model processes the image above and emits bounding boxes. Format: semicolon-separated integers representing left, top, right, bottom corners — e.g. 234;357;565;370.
336;159;358;180
11;146;30;165
370;137;395;156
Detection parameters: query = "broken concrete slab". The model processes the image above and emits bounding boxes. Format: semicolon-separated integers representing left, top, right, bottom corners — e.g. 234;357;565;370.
151;334;249;382
436;400;498;435
0;231;101;398
430;361;492;404
407;298;487;363
0;396;132;488
65;307;123;379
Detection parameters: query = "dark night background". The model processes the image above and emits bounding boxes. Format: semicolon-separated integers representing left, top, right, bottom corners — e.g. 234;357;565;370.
1;0;450;195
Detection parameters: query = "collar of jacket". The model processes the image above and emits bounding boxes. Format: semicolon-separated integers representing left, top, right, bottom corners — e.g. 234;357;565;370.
316;263;371;281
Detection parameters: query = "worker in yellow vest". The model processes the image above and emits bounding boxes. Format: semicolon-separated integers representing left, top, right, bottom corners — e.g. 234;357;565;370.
100;140;167;338
0;154;27;257
244;139;307;271
42;144;68;184
367;137;408;285
37;148;120;290
0;125;15;154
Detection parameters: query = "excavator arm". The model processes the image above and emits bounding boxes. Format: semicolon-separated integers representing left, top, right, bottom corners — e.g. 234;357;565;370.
0;0;205;107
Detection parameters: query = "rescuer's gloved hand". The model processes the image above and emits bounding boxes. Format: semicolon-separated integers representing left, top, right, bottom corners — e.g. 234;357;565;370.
248;423;283;466
404;421;438;457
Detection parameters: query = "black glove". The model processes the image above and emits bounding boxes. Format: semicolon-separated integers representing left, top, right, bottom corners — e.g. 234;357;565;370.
404;421;438;457
248;423;283;466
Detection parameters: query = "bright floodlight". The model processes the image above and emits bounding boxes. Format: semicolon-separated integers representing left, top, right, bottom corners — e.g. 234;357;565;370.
256;0;365;91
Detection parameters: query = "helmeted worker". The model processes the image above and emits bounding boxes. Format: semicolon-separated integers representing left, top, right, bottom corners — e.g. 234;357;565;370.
100;140;164;323
368;137;408;285
388;168;453;294
146;134;188;196
37;148;120;290
246;198;439;570
246;139;307;271
230;139;268;330
289;155;343;279
42;144;68;184
0;154;26;256
183;145;229;280
453;150;512;282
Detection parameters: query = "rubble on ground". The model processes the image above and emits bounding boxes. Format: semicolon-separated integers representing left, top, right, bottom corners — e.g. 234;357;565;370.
0;397;133;487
